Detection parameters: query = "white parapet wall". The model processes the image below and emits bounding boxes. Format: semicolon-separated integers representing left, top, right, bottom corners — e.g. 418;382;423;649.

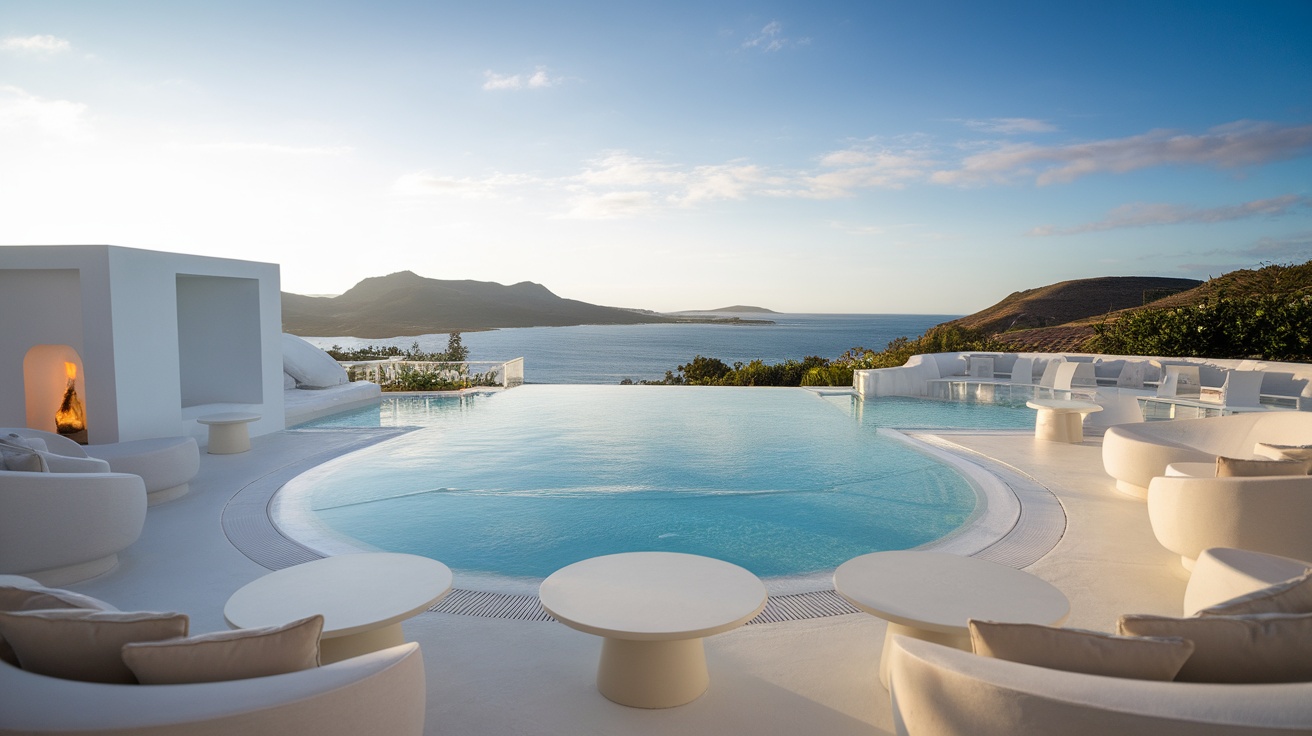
0;245;286;445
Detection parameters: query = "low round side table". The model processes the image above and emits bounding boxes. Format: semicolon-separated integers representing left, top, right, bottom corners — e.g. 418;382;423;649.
539;551;767;709
196;412;261;454
225;553;452;664
1025;399;1103;443
834;551;1069;688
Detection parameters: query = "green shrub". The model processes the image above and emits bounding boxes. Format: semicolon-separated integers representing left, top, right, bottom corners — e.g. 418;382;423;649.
1087;294;1312;361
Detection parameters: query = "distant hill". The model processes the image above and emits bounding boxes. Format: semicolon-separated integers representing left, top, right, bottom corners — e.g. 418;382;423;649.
682;305;778;314
947;276;1201;336
962;262;1312;351
282;271;675;337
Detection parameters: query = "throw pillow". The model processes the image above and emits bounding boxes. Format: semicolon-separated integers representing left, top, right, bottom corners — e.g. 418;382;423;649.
1215;455;1311;477
0;609;188;683
0;585;116;667
1118;612;1312;683
0;437;48;473
122;614;323;684
969;620;1194;681
1198;569;1312;616
3;434;49;453
1254;442;1312;463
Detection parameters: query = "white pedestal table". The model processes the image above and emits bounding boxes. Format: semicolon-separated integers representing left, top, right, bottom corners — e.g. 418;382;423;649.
539;552;767;709
834;551;1069;689
196;412;261;454
225;553;452;664
1025;399;1103;443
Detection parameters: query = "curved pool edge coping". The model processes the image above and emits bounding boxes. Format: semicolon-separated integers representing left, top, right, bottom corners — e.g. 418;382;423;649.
241;425;1068;621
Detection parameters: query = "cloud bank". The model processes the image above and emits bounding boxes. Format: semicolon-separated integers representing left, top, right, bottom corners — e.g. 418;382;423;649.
1031;194;1312;236
934;121;1312;186
1;35;70;54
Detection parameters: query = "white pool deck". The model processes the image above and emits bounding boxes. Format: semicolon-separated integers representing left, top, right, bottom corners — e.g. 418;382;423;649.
59;425;1186;736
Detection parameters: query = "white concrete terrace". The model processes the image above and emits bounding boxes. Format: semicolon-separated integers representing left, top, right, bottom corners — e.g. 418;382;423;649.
45;420;1186;735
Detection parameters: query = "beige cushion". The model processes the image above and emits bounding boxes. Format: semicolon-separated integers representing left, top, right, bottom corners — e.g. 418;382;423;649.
1254;442;1312;463
969;620;1194;681
1198;568;1312;616
1214;455;1311;477
0;585;115;666
0;609;188;683
1118;612;1312;683
122;615;323;684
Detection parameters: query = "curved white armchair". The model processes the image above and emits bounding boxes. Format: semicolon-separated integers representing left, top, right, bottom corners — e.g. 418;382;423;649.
888;636;1312;736
1146;474;1312;570
0;470;147;586
0;642;426;735
1102;411;1312;498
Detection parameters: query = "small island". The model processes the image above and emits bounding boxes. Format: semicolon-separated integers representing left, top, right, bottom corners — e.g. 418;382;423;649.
677;305;778;314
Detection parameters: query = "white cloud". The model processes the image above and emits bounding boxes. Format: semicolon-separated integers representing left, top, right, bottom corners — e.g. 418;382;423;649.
1029;194;1312;236
482;65;561;91
392;171;538;198
1244;232;1312;262
678;163;776;205
797;145;932;198
573;152;685;188
960;117;1056;134
742;21;808;52
563;191;657;219
1;34;71;54
0;85;90;140
933;121;1312;186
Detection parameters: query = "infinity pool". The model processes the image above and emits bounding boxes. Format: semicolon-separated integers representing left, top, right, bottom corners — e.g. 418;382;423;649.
281;386;1033;584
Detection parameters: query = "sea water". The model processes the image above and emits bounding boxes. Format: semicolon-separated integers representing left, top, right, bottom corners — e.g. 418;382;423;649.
305;312;954;384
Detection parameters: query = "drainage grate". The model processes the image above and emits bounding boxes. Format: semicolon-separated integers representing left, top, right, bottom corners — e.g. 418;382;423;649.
427;587;861;624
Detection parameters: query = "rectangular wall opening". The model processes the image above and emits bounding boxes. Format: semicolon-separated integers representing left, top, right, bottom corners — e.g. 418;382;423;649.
176;275;263;408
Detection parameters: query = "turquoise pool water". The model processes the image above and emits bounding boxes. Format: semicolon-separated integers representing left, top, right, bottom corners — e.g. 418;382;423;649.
285;386;1034;581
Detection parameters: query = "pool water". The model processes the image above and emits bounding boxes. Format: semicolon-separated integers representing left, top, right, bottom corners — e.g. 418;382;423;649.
284;386;1034;582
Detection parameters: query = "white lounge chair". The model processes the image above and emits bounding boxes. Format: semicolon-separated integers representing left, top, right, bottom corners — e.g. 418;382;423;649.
1102;411;1312;498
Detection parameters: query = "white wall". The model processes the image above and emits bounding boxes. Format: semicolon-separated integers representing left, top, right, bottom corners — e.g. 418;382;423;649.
0;245;284;445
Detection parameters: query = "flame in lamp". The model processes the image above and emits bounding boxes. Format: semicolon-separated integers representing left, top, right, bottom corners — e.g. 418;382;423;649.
55;361;88;444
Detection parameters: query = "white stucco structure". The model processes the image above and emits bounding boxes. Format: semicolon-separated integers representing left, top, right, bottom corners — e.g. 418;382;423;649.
0;245;285;445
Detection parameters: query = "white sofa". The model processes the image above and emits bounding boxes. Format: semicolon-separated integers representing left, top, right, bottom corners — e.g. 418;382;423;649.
0;642;426;736
0;470;147;586
2;428;199;506
888;636;1312;736
887;546;1312;735
1147;473;1312;570
1101;411;1312;498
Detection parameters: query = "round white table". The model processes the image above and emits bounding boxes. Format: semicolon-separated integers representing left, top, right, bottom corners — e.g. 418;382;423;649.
539;552;767;709
197;412;261;454
1026;399;1103;443
224;553;452;664
834;551;1069;688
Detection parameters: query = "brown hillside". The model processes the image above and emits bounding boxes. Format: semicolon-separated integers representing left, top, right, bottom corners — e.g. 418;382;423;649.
979;262;1312;351
948;276;1200;335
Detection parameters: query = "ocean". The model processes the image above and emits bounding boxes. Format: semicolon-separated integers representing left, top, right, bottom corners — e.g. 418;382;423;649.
304;312;955;384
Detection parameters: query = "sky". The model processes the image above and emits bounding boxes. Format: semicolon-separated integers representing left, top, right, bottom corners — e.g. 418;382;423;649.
2;1;1310;314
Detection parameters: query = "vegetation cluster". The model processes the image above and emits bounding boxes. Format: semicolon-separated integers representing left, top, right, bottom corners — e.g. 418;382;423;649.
627;325;1014;387
1087;294;1312;362
326;334;500;391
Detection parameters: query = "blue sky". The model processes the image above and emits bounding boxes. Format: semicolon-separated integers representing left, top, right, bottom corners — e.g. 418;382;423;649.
2;1;1310;313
